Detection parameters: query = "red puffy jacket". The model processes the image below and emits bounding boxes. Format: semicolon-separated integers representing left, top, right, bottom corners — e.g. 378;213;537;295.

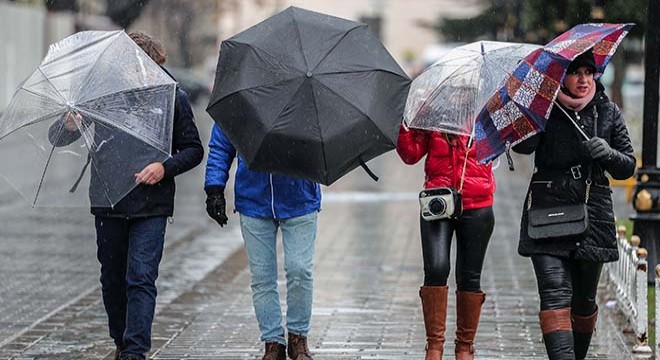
397;126;495;210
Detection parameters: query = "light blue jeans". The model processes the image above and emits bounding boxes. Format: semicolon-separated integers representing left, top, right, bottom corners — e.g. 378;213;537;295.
239;212;318;345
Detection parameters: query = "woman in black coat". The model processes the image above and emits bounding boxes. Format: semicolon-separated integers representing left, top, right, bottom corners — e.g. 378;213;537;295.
513;50;635;360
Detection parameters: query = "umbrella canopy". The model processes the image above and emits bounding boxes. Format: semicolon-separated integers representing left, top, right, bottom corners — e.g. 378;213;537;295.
0;30;176;207
207;6;411;185
403;41;540;136
474;23;634;163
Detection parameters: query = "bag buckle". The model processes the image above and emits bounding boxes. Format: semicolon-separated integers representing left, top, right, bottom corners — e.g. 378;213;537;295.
570;165;582;180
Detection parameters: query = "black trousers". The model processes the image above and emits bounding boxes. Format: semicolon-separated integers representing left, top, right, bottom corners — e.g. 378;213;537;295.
420;206;494;291
531;254;603;316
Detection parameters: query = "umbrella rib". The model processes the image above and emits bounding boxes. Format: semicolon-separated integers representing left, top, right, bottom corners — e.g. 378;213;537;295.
76;84;174;114
0;109;64;141
71;32;121;102
409;65;475;126
17;85;67;107
312;78;392;148
208;73;302;110
290;10;310;71
32;144;57;207
232;40;305;75
35;67;68;105
74;107;168;152
243;78;307;167
310;24;366;73
307;79;328;184
316;68;410;79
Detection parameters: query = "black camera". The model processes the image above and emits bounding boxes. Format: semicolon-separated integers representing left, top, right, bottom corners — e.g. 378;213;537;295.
419;187;462;221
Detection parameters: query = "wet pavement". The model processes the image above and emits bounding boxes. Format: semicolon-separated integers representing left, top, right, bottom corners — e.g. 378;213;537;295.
0;103;642;359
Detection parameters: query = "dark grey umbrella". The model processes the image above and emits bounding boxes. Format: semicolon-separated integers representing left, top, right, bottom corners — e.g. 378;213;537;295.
206;6;410;185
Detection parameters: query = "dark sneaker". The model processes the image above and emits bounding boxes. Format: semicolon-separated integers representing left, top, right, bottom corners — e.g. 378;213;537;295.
263;342;286;360
287;333;313;360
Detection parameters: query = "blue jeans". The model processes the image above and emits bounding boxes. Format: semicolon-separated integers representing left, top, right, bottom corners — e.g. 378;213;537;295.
95;216;167;360
240;212;318;345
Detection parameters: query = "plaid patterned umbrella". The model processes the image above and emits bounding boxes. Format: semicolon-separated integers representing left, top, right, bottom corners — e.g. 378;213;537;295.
474;23;634;163
403;41;540;136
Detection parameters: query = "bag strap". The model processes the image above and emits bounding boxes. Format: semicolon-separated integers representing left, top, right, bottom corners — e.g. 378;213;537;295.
458;135;473;193
527;106;597;209
583;106;597;204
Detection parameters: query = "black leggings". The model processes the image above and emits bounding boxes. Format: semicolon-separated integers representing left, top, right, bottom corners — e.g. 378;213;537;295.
420;206;494;291
531;255;603;316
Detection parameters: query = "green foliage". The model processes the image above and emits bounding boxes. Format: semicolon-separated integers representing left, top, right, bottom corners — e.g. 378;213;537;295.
435;0;647;44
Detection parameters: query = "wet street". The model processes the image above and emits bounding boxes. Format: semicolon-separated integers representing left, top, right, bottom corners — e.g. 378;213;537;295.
0;103;640;359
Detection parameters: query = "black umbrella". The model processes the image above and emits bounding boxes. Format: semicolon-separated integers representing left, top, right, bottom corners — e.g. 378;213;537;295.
207;6;411;185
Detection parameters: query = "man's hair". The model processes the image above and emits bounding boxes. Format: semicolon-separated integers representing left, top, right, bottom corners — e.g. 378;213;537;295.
128;31;167;65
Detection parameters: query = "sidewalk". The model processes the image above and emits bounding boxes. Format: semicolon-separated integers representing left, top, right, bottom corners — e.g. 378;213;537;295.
148;153;636;359
0;151;638;359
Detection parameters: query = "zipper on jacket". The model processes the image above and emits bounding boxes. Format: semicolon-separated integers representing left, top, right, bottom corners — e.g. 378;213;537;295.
269;174;276;218
531;180;552;188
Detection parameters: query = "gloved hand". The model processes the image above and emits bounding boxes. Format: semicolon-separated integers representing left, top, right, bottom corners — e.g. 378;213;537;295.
582;137;615;162
205;186;228;227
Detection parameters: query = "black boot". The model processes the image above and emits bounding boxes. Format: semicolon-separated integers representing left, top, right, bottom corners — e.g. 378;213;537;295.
540;308;575;360
572;307;598;360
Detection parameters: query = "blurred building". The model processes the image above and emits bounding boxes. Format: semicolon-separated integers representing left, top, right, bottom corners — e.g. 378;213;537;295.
215;0;485;76
0;0;74;111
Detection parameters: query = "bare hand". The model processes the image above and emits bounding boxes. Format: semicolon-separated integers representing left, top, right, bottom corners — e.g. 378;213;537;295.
64;112;82;131
135;162;165;185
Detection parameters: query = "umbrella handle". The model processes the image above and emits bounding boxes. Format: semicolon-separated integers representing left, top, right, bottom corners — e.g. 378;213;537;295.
69;153;92;193
359;158;379;182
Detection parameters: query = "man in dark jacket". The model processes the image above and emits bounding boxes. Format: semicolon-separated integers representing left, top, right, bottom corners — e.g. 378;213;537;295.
205;123;321;360
50;32;204;360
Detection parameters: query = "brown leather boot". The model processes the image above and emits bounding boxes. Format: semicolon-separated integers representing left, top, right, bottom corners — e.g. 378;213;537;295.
263;342;286;360
454;291;485;360
572;307;598;360
420;286;448;360
287;333;313;360
539;308;575;359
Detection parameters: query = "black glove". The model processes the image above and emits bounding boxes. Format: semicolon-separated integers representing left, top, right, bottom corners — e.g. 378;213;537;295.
582;137;614;162
205;186;228;227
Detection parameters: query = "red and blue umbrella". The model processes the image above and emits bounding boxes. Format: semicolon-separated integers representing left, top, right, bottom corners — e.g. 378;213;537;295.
474;23;634;163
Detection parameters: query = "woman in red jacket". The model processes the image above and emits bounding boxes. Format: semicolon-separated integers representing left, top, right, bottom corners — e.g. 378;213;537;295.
397;126;496;360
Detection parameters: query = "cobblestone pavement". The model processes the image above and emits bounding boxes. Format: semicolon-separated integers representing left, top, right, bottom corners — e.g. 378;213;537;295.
0;124;641;359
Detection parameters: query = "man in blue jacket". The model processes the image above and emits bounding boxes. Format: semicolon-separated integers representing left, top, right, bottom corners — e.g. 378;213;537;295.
205;123;321;360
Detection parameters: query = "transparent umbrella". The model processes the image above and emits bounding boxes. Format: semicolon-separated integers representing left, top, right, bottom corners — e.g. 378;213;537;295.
0;30;176;207
403;41;540;137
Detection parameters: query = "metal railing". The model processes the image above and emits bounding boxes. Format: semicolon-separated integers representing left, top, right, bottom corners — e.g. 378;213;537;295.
604;226;652;354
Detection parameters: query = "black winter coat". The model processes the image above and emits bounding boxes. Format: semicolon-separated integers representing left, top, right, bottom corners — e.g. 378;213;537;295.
50;88;204;218
513;83;635;262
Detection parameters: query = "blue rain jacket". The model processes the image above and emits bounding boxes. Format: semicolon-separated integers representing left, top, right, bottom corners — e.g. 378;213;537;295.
204;124;321;219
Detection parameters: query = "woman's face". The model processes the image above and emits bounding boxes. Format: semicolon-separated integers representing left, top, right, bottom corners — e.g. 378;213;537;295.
563;66;595;98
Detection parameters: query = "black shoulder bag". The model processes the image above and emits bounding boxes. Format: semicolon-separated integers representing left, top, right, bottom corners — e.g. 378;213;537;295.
526;107;596;240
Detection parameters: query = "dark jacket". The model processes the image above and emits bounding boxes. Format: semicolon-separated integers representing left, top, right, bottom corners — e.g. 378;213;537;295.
513;83;635;262
50;87;204;218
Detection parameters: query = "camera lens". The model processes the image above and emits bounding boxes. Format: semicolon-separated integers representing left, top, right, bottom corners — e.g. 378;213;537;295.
428;198;446;215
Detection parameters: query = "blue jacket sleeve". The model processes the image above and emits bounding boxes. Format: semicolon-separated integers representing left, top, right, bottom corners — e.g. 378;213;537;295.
204;123;236;190
162;89;204;178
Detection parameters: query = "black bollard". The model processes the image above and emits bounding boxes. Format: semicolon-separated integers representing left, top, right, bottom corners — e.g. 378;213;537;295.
632;0;660;284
